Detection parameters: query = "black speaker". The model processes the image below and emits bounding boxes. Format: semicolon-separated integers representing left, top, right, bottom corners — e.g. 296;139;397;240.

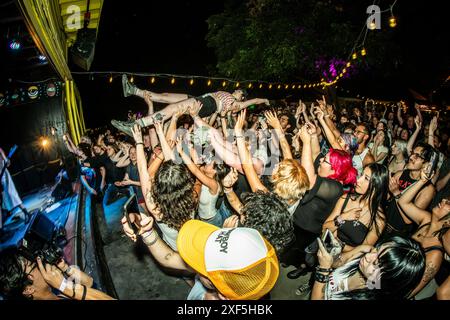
70;28;97;70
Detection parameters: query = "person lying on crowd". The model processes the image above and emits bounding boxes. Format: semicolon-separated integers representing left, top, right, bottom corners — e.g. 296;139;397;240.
398;167;450;298
111;74;270;136
0;250;113;300
122;216;279;300
323;163;388;252
311;236;425;300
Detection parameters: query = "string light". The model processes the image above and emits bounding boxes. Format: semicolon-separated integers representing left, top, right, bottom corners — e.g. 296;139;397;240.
248;83;252;89
352;53;357;60
368;20;377;30
222;81;226;87
189;79;194;85
346;62;351;67
361;48;366;56
207;79;212;86
389;16;397;28
235;82;240;88
130;76;134;83
269;84;273;89
284;84;289;89
277;84;281;89
259;84;263;89
151;77;155;84
109;75;113;83
171;78;175;84
292;85;296;89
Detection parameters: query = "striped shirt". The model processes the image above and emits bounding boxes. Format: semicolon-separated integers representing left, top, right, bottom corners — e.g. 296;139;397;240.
211;91;236;112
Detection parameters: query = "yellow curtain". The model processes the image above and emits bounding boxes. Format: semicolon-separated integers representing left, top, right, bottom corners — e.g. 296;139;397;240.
17;0;85;144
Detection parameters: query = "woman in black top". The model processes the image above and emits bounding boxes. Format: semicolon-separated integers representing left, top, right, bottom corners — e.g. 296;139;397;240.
323;163;388;252
398;167;450;298
285;124;357;278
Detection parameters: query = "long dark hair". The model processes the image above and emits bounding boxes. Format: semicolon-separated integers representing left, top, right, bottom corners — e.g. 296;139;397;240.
360;163;389;236
335;237;425;300
151;160;196;230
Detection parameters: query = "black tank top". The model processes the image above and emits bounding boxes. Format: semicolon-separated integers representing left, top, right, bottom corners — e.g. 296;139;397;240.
379;170;429;242
336;194;369;247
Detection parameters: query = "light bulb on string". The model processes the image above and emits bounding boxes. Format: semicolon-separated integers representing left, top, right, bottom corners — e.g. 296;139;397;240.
207;79;212;86
235;82;240;88
369;20;377;30
285;84;289;89
259;84;263;89
292;85;296;89
352;53;357;60
151;77;155;84
248;83;252;89
109;75;113;83
222;81;227;87
277;84;281;89
389;16;397;28
269;84;273;89
171;78;175;85
130;76;134;83
190;79;194;85
346;62;351;68
361;48;366;56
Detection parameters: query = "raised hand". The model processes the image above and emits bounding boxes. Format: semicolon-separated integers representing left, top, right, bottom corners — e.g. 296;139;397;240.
264;110;282;130
429;116;438;133
414;115;422;130
222;167;239;188
305;122;318;135
131;124;143;144
313;106;325;121
234;109;247;134
299;124;311;143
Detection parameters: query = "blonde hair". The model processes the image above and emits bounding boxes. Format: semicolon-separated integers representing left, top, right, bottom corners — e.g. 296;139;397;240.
271;159;310;203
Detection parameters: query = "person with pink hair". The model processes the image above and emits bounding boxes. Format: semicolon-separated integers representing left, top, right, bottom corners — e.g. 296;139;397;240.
282;123;358;285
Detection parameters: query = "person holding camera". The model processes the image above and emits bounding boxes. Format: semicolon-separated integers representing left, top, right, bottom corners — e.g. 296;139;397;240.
311;236;425;300
0;249;114;300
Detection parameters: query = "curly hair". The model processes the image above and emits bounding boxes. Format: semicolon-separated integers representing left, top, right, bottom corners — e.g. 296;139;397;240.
151;160;197;230
0;249;31;300
240;191;294;254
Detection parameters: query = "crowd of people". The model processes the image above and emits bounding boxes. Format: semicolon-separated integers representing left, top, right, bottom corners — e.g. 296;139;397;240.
1;76;449;300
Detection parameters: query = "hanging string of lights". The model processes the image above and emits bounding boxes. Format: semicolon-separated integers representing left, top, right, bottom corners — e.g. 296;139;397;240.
66;1;398;93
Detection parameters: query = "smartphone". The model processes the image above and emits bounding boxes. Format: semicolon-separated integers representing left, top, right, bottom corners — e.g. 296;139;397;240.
426;151;439;179
321;229;333;253
123;194;141;234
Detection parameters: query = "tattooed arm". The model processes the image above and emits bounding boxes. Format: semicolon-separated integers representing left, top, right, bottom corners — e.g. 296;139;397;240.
409;251;442;298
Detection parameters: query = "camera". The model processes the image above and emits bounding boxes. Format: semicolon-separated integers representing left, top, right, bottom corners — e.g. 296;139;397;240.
18;212;65;265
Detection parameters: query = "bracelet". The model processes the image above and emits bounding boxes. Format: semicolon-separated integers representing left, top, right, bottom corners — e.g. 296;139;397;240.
59;278;68;292
141;229;154;239
316;266;333;273
142;230;159;246
314;272;330;283
64;266;73;278
235;135;245;139
136;142;144;146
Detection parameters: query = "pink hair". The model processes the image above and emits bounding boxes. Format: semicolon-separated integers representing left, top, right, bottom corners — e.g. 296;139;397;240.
327;148;357;186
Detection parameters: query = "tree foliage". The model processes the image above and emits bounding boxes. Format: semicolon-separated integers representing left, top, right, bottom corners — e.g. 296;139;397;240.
206;0;400;82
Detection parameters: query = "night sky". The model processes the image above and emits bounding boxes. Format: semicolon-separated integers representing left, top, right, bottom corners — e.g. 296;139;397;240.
72;0;450;130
